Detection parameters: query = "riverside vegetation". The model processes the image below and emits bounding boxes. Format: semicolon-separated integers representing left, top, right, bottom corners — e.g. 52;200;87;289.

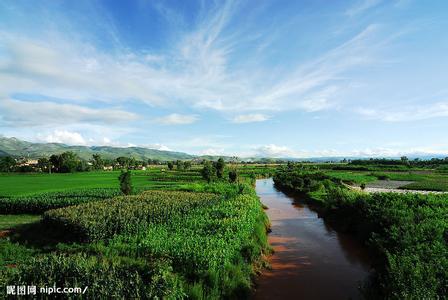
273;163;448;299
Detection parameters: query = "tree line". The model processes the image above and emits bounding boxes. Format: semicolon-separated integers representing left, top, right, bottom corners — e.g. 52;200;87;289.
0;152;196;173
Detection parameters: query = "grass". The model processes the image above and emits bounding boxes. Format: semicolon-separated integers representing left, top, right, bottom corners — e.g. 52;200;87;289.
324;170;377;184
324;170;448;191
401;179;448;191
0;214;40;230
0;169;191;196
0;166;273;298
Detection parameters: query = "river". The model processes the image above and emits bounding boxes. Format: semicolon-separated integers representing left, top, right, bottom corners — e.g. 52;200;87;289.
253;178;371;299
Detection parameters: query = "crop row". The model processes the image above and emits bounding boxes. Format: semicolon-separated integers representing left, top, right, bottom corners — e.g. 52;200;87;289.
0;188;122;214
44;190;221;241
4;184;270;298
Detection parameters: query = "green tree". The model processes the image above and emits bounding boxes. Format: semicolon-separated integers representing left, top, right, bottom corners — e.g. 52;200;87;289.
38;157;52;174
215;158;226;179
91;154;104;170
184;161;192;170
116;157;130;168
167;161;174;170
201;161;215;183
176;160;184;171
118;170;133;195
228;169;238;183
49;152;80;173
0;156;16;172
401;156;410;166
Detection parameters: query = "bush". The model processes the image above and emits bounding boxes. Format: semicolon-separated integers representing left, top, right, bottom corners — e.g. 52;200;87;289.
118;170;132;195
324;189;448;298
229;170;238;183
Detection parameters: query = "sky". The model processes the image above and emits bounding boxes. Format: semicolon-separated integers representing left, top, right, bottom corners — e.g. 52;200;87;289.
0;0;447;158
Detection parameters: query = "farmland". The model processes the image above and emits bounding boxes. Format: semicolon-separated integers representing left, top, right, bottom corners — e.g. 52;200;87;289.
0;164;274;298
1;161;447;298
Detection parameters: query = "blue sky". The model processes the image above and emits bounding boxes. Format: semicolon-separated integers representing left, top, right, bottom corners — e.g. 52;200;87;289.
0;0;447;157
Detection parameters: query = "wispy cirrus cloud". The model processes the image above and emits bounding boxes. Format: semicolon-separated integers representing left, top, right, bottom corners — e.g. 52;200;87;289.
232;114;270;123
154;113;199;125
356;102;448;122
0;0;392;118
346;0;383;16
0;98;138;127
1;0;446;157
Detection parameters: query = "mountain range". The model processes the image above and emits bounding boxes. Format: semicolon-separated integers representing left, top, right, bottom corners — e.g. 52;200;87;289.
1;136;446;162
0;137;195;161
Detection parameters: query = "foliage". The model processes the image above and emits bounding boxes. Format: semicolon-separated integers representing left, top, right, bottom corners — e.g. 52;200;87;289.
37;157;51;173
91;154;104;170
323;189;448;298
43;191;221;241
50;151;84;173
2;179;270;299
229;169;238;183
118;170;133;195
201;161;216;183
214;158;226;179
0;156;16;172
167;161;174;170
2;254;185;299
273;165;448;298
0;189;121;214
273;164;337;193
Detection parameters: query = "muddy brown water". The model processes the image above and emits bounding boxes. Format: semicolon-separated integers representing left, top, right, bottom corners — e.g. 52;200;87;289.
253;178;372;300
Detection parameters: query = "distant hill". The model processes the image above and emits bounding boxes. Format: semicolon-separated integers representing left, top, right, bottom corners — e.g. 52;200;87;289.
2;136;445;162
0;137;194;161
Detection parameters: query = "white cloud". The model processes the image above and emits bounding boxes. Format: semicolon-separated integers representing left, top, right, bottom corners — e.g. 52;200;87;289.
356;102;448;122
154;113;198;125
232;114;270;123
250;145;448;159
198;148;227;156
0;98;139;127
254;144;299;158
0;1;390;120
145;143;172;151
346;0;382;16
38;130;87;145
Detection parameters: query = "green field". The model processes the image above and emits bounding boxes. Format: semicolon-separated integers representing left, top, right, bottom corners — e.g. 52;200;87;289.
1;162;446;298
321;169;448;191
0;170;163;196
0;214;40;230
0;165;275;298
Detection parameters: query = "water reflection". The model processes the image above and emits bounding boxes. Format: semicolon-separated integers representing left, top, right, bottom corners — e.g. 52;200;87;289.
253;178;371;300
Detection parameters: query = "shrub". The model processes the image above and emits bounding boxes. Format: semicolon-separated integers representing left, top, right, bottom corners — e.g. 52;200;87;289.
118;170;132;195
229;170;238;183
